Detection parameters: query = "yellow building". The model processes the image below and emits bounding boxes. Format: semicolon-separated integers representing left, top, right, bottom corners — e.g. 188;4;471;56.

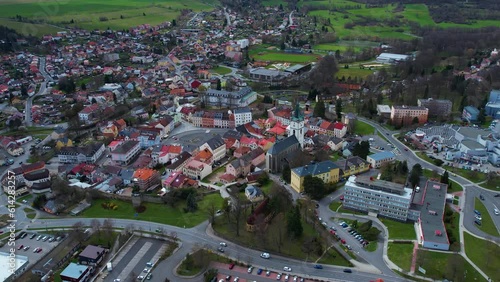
291;160;340;193
334;156;370;178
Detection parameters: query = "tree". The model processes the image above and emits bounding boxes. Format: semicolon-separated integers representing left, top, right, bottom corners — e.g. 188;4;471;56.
262;95;273;103
477;108;486;125
352;141;370;160
307;55;338;93
335;98;342;120
102;218;114;239
20;85;27;97
314;100;326;118
90;219;101;238
81;82;86;91
286;206;303;238
307;88;319;101
412;116;419;125
70;221;86;242
185;193;198;212
33;194;47;209
409;163;423;188
172;19;177;26
303;175;326;200
282;165;291;183
91;97;97;104
441;170;449;184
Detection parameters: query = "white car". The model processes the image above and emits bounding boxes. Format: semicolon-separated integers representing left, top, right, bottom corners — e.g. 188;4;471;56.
475;214;482;221
260;252;270;259
220;242;227;247
494;208;499;215
283;266;292;272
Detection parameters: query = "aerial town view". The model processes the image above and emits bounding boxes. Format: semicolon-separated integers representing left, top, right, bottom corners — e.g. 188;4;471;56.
1;0;500;281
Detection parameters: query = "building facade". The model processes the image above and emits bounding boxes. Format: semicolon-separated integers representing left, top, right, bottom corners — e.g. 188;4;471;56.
233;107;253;127
205;87;257;108
417;98;452;117
111;141;141;165
266;135;300;173
290;160;340;193
366;151;396;168
390;105;429;126
58;143;105;164
343;175;413;221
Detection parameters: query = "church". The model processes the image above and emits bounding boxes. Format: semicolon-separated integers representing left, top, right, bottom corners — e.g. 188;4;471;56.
265;104;304;173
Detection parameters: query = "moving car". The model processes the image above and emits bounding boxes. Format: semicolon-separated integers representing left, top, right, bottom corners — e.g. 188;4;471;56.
283;266;292;272
220;242;227;247
260;252;270;259
494;208;499;215
314;264;323;269
480;194;485;200
217;247;224;253
343;269;352;273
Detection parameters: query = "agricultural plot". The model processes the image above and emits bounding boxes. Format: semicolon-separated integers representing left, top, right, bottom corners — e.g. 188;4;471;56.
0;0;216;31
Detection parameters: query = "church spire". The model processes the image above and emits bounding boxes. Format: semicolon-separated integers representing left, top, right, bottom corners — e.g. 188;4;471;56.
292;103;303;121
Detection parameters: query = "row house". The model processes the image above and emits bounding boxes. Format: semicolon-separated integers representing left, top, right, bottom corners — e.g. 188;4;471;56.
58;143;106;164
165;151;192;173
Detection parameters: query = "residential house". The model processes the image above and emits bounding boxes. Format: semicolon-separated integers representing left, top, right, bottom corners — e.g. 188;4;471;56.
327;137;344;151
78;245;106;266
0;136;24;156
132;168;160;191
43;199;64;214
165;152;192;173
245;185;264;202
366;151;396;168
58;143;105;164
290;160;340;193
78;104;100;124
111;140;141;165
226;158;252;178
462;106;480;122
199;135;226;162
183;159;212;180
194;148;213;165
31;181;52;194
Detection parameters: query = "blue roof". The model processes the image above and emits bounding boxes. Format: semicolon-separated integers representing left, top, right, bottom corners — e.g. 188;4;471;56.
368;151;395;161
292;160;338;177
464;106;479;115
60;263;88;279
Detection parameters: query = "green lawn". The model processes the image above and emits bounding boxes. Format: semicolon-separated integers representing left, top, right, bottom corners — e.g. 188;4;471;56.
17;194;33;203
329;201;342;212
481;175;500;191
353;120;375;136
422;169;463;192
416;249;486;282
474;198;500;237
365;241;377;252
314;43;362;52
211;66;232;75
463;232;500;280
443;165;488;183
380;218;416;240
387;242;414;272
79;194;224;228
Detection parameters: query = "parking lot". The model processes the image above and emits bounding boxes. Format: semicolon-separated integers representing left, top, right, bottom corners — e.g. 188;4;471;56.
213;262;316;282
0;231;63;267
104;237;170;282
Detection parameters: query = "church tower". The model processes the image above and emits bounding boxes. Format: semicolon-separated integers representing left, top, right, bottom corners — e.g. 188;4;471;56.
288;103;305;148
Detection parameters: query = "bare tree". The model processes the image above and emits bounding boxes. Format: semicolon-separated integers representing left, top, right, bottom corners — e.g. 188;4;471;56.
169;231;178;241
90;219;101;238
71;221;86;242
124;224;135;235
102;218;114;238
272;216;286;253
206;200;218;225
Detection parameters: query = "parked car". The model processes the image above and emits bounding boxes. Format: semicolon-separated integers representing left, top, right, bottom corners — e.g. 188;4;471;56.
257;268;263;275
276;273;282;280
217;247;224;253
475;214;482;221
247;266;253;273
266;270;271;276
474;220;482;226
18;245;24;250
474;210;481;215
229;263;235;269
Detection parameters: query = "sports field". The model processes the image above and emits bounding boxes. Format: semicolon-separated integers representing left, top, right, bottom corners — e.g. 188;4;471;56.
0;0;216;32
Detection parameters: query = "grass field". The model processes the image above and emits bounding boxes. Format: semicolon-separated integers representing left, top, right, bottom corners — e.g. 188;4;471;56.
443;165;488;183
416;249;486;282
387;242;414;272
80;194;224;228
353;119;375;136
463;232;500;280
336;68;375;80
251;52;321;63
307;2;500;41
329;201;342;212
379;218;416;240
211;66;232;75
474;198;500;237
0;0;217;31
0;18;62;36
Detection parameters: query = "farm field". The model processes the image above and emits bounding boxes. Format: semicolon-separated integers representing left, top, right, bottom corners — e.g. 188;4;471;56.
306;1;500;40
0;0;217;31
